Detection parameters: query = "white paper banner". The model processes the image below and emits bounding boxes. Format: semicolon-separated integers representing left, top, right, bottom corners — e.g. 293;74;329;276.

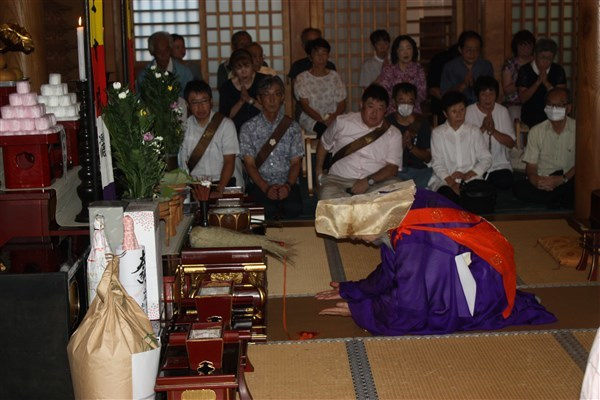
117;246;147;313
97;116;114;189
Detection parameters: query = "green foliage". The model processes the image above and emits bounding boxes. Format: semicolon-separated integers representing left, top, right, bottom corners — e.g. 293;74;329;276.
139;66;184;154
103;83;166;199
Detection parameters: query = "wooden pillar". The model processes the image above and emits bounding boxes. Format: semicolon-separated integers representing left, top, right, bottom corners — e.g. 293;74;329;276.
481;0;506;84
575;1;600;221
4;0;48;93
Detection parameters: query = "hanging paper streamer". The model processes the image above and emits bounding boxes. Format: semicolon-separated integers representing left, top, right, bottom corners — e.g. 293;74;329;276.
89;0;107;109
87;214;112;303
118;215;147;313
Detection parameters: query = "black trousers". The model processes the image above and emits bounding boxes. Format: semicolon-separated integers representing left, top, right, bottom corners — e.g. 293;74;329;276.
486;169;513;190
247;183;303;220
513;177;575;208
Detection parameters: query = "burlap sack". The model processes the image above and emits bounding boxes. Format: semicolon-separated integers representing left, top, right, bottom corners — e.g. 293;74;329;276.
67;255;159;399
315;180;415;239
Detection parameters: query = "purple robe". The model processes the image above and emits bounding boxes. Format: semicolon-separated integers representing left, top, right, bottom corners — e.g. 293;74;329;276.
339;189;557;336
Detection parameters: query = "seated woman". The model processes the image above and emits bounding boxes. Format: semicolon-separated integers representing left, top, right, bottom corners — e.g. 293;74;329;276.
315;185;557;336
428;91;492;208
501;30;535;123
465;76;516;189
516;38;566;128
377;35;427;114
294;38;347;138
385;82;432;188
218;48;267;133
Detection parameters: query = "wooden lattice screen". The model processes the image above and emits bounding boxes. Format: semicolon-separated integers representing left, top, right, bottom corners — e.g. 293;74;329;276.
508;0;578;104
322;0;453;111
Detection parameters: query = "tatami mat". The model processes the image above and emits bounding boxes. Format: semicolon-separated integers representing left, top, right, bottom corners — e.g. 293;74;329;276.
246;341;355;399
574;329;599;353
364;333;585;400
492;219;587;284
337;240;380;282
265;226;332;296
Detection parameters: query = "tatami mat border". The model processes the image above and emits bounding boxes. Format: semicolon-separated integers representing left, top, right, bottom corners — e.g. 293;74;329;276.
346;340;378;400
260;327;596;346
518;282;600;289
553;331;590;371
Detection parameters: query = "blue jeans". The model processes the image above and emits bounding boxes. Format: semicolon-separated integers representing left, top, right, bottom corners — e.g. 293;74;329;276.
397;167;433;188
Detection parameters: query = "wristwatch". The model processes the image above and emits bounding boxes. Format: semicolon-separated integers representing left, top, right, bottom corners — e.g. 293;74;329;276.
248;98;255;105
562;174;569;184
367;177;375;186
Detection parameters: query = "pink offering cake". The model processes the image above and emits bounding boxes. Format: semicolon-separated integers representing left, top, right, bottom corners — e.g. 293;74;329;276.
0;80;63;188
0;80;59;136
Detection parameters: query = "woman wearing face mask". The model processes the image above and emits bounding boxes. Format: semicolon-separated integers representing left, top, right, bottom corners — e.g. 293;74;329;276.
376;35;427;115
516;38;567;128
385;82;432;188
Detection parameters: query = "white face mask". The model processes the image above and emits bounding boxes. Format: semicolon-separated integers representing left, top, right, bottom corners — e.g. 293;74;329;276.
397;104;414;117
544;105;566;122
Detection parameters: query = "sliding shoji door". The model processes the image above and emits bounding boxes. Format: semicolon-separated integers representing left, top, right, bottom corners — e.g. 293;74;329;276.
508;0;578;105
132;0;289;103
322;0;452;111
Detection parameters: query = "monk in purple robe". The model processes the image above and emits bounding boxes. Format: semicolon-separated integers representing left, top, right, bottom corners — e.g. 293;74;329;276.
316;188;556;336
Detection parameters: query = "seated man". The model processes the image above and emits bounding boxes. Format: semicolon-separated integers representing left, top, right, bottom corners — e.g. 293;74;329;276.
465;76;516;189
178;80;242;198
315;84;403;200
245;42;277;76
239;76;304;220
441;31;494;105
288;27;337;81
428;91;492;207
386;82;432;188
359;29;390;89
136;31;193;97
513;87;575;208
315;184;557;336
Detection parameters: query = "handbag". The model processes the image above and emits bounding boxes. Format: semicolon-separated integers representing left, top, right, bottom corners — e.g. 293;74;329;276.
460;179;497;215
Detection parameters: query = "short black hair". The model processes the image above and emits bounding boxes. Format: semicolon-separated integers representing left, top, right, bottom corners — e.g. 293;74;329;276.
391;35;418;65
392;82;417;101
231;30;252;49
257;75;285;96
458;30;483;49
474;75;499;97
305;38;331;55
510;30;535;56
301;27;321;46
535;38;558;56
229;48;253;69
546;87;571;104
370;29;391;46
362;84;389;107
441;90;467;112
184;80;212;102
171;33;184;43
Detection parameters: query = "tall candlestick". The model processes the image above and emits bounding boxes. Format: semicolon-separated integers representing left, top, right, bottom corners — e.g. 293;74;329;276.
77;17;86;81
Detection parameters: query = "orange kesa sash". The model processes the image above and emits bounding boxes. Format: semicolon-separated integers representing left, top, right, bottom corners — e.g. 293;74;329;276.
392;208;516;318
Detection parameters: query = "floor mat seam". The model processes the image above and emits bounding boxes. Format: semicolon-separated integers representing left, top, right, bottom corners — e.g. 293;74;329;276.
346;339;379;400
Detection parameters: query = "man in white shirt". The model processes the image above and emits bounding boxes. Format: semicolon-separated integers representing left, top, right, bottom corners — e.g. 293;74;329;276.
428;91;492;205
178;80;243;198
315;84;403;200
359;29;390;89
513;87;575;208
465;76;516;189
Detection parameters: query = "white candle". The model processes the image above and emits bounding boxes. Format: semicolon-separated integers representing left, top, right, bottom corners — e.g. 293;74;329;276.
77;17;86;81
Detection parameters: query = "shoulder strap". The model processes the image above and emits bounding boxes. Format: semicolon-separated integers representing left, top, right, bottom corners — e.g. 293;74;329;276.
330;120;390;166
254;116;293;169
187;112;225;172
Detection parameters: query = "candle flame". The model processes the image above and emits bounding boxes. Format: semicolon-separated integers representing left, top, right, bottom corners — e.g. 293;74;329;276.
78;17;82;26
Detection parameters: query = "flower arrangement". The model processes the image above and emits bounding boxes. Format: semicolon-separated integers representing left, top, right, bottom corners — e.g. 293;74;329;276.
102;82;166;199
139;65;184;155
